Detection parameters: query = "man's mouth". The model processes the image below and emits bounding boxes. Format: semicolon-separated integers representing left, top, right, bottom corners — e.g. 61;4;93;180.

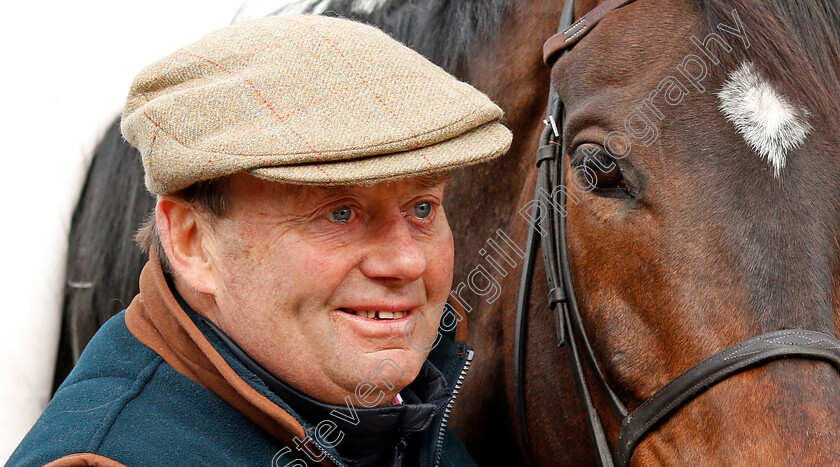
338;308;410;320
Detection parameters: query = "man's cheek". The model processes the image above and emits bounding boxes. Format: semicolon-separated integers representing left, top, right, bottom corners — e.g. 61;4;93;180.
425;304;448;346
427;255;454;302
299;249;357;291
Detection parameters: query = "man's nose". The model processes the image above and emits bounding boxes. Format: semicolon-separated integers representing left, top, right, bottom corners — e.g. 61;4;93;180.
359;214;428;284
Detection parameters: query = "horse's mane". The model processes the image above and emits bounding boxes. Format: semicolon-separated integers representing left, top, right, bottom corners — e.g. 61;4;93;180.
270;0;513;76
696;0;840;126
55;120;155;392
274;0;840;124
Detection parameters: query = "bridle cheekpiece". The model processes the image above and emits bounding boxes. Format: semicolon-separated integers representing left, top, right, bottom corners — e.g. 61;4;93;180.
514;1;840;465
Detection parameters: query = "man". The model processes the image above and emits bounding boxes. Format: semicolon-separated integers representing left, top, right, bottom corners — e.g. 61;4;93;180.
8;14;511;467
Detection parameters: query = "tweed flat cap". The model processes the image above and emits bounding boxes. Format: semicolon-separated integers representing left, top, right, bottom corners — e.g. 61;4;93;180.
121;15;512;195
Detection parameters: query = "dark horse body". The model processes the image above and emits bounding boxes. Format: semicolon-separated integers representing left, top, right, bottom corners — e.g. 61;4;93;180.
59;0;840;464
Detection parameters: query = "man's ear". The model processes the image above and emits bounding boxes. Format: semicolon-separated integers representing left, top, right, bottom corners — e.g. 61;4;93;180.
155;196;217;295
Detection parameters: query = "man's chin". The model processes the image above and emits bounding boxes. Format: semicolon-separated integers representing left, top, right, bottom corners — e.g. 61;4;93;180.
340;348;425;394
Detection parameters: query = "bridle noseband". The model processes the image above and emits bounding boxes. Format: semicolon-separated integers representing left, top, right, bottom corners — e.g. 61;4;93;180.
514;1;840;465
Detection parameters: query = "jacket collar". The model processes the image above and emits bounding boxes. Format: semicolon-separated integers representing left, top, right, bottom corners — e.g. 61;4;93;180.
124;251;310;451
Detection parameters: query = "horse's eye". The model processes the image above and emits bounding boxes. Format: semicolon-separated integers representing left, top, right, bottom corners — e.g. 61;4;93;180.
570;144;629;196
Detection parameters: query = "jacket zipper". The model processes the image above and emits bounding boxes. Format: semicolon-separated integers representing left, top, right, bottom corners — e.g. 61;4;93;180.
432;348;474;467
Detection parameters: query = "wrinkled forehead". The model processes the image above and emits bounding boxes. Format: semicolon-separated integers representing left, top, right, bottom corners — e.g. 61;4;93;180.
304;171;453;197
224;170;452;208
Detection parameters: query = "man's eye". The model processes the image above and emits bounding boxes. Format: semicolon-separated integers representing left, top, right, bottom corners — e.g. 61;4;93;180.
329;206;353;224
413;201;432;219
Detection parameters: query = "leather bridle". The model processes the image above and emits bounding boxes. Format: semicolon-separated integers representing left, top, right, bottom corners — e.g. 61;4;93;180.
513;1;840;465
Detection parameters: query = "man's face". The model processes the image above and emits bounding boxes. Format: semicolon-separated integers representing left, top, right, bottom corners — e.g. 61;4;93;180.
201;173;453;405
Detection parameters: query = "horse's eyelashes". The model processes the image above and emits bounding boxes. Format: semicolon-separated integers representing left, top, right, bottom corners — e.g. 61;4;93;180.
570;144;631;197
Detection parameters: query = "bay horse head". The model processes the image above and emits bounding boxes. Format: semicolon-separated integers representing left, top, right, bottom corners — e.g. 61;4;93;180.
510;0;840;464
57;0;840;464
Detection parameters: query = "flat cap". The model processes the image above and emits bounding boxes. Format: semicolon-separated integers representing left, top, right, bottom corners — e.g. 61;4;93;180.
121;14;512;195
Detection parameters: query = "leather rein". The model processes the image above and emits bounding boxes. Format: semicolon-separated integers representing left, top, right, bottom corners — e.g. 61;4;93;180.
513;1;840;465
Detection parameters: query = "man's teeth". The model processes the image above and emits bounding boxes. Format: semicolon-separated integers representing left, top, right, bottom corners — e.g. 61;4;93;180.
351;310;406;320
